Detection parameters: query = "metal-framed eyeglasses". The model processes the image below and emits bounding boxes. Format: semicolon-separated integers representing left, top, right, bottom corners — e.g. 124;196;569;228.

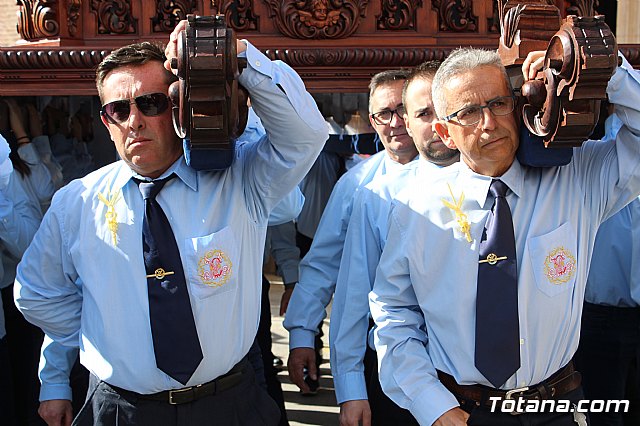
442;95;516;127
101;93;170;124
370;106;406;125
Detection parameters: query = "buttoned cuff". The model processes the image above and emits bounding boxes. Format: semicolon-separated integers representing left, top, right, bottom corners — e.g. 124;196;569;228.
238;40;272;89
288;328;316;350
409;381;460;426
39;382;72;402
334;371;368;404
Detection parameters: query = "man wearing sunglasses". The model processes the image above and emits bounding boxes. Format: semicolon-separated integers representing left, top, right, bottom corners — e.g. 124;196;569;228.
370;47;640;426
14;19;327;426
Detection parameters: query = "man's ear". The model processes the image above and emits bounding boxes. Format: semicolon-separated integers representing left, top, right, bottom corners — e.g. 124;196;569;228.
434;120;456;149
405;115;413;138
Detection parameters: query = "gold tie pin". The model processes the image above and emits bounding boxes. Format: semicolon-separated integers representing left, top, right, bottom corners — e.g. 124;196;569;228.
478;253;507;265
146;268;175;280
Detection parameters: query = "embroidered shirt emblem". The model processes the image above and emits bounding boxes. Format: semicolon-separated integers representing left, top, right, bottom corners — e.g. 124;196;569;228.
544;247;576;285
198;249;232;287
97;188;122;246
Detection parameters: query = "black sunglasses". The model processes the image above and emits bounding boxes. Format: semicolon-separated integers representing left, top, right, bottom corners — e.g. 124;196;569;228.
101;93;170;124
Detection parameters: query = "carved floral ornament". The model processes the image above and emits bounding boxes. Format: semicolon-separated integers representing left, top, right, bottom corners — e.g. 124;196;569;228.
264;0;369;39
377;0;423;31
431;0;478;32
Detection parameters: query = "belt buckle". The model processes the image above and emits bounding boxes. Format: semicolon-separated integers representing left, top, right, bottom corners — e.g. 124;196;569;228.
168;386;194;405
504;386;530;416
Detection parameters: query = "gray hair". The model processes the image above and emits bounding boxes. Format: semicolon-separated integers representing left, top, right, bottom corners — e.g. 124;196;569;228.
368;69;411;113
432;48;508;119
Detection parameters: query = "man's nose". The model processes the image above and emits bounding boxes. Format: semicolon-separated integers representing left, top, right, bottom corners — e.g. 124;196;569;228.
390;110;405;127
128;103;145;130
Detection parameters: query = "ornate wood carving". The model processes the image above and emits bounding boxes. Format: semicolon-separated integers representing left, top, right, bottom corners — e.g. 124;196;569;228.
153;0;198;33
90;0;137;34
67;0;81;37
17;0;60;40
264;46;450;66
264;0;369;39
0;49;109;69
169;15;247;170
488;0;500;33
566;0;598;17
377;0;422;31
498;0;561;65
222;0;259;31
431;0;478;32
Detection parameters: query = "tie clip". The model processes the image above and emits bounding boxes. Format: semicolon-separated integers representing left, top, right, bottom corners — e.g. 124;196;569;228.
146;268;175;280
479;253;507;265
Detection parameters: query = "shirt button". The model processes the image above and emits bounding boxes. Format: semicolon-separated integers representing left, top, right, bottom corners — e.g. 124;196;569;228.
520;338;525;345
255;60;261;67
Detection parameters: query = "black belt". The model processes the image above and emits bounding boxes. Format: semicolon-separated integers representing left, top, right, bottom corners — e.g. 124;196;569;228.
438;362;581;408
111;358;248;405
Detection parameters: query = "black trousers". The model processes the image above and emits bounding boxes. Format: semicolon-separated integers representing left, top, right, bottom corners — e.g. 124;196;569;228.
459;387;588;425
72;366;280;426
257;275;289;426
2;285;45;426
363;346;419;426
0;335;17;426
575;303;640;426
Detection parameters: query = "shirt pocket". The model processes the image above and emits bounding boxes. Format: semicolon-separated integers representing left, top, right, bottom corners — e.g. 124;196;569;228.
527;222;578;297
183;226;239;299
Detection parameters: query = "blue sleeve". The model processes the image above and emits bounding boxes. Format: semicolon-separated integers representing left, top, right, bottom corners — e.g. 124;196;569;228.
283;176;357;349
268;187;304;226
237;41;328;222
39;335;77;401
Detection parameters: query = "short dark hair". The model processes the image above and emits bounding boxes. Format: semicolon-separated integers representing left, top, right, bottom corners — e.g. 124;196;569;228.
368;69;411;113
95;42;177;102
402;60;442;106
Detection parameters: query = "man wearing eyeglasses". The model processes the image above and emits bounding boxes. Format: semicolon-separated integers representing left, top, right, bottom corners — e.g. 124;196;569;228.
14;20;327;426
330;61;460;426
285;69;420;395
370;47;640;426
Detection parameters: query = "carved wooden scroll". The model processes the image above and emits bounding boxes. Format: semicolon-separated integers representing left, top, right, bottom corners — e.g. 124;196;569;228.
17;0;59;41
168;14;248;169
498;0;618;148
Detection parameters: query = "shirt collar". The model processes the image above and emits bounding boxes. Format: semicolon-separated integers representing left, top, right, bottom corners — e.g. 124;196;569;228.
453;157;524;208
112;156;199;193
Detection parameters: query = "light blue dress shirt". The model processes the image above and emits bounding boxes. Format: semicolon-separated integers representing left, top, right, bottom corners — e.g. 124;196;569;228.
34;79;308;402
0;170;42;337
369;55;640;425
266;221;300;285
284;151;408;349
584;196;640;307
15;40;328;394
17;141;56;214
330;158;443;404
296;151;343;239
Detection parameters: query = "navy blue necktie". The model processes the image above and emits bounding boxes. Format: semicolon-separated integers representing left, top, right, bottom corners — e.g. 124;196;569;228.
136;175;203;385
475;179;520;388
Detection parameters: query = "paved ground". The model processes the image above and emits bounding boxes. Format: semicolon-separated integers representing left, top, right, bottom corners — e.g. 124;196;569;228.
268;278;340;426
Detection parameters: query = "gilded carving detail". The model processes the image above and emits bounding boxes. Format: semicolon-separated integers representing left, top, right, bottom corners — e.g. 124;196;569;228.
431;0;478;32
377;0;422;30
152;0;198;33
90;0;137;34
222;0;259;31
17;0;60;40
264;0;369;39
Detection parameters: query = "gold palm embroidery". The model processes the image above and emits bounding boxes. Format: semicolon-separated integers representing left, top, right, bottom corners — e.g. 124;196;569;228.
441;183;472;243
97;189;122;246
